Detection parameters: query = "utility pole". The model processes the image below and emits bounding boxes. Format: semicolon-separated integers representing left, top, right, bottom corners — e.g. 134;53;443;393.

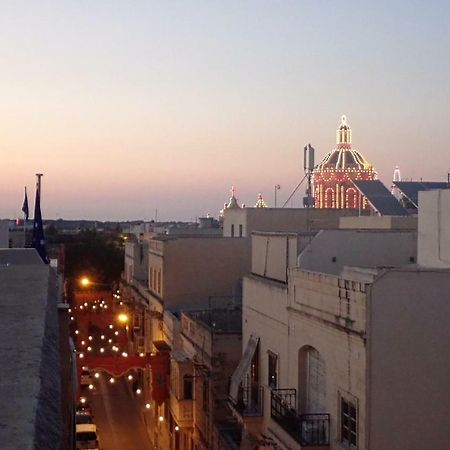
274;184;280;207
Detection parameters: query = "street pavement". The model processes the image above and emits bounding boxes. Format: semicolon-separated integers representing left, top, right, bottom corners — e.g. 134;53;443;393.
89;374;154;450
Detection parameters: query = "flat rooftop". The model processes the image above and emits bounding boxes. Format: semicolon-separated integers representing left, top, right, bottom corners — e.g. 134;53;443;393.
184;308;242;333
0;253;62;449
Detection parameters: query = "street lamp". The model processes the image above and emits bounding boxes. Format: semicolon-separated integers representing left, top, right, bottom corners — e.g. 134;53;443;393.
117;313;129;324
80;277;90;287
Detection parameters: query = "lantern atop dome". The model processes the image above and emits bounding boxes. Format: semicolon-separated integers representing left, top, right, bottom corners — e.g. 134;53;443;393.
337;114;352;145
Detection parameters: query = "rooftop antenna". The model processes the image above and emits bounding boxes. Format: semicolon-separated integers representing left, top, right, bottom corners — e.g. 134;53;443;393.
282;144;315;208
303;144;315;208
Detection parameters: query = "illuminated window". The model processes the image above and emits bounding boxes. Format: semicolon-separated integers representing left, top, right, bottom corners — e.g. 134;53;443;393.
268;351;278;389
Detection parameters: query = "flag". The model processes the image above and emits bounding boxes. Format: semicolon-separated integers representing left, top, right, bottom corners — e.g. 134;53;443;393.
32;186;48;264
22;187;29;221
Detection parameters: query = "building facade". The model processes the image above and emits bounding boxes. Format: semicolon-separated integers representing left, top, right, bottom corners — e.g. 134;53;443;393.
230;225;449;449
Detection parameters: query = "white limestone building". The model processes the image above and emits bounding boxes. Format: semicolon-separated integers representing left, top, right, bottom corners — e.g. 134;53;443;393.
230;215;450;449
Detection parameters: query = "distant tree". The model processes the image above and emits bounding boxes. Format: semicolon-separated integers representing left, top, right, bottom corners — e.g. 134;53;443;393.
64;230;124;292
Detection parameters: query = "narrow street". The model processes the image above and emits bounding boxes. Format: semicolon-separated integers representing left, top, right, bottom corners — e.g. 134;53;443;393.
89;374;154;450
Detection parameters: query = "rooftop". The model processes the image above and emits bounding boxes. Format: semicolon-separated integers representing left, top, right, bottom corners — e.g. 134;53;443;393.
184;308;242;333
0;254;62;449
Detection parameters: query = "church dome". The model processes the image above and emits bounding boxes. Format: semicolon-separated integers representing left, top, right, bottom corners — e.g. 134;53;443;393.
313;115;376;210
314;115;374;173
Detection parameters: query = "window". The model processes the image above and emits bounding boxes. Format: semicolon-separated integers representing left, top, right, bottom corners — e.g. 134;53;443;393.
239;224;243;237
150;267;154;288
268;351;278;389
183;375;193;400
157;270;161;294
251;341;260;384
202;379;209;410
231;224;235;237
341;397;357;448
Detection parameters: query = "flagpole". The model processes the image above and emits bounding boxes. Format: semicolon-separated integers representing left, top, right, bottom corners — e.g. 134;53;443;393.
32;173;48;263
23;187;27;247
36;173;43;198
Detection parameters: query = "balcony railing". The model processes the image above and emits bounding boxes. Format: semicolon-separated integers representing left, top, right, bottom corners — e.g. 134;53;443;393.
169;391;193;425
270;389;329;447
230;385;264;417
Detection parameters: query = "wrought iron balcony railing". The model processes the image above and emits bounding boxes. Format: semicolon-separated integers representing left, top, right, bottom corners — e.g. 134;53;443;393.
270;389;329;447
230;385;264;417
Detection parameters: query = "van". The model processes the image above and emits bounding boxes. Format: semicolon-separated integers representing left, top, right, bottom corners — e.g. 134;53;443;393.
75;423;100;450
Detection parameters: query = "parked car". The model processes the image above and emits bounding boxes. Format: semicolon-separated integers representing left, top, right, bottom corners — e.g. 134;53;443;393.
76;397;93;416
75;423;100;450
75;410;93;425
80;367;94;387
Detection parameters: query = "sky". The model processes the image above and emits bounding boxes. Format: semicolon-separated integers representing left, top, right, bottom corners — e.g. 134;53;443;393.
1;1;449;221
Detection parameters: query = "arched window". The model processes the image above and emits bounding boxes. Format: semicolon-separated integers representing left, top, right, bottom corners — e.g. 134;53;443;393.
325;188;334;209
345;188;357;209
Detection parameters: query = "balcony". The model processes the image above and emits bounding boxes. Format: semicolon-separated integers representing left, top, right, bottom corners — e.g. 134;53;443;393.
230;385;264;417
270;389;329;447
169;391;193;428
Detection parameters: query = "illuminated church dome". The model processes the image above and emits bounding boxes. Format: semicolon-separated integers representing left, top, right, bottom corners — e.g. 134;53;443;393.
313;115;377;209
254;193;267;208
219;186;241;222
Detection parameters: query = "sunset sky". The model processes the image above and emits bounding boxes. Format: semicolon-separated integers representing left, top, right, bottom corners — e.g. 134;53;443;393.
1;1;449;221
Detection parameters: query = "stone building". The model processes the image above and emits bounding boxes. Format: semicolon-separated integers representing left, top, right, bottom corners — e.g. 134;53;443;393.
120;233;252;450
162;308;243;450
0;249;69;450
229;214;449;449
